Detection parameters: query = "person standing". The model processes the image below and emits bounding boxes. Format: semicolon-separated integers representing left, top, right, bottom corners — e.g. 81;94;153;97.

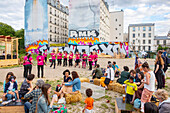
25;54;33;78
43;50;48;63
36;51;46;78
88;52;93;70
57;51;62;66
75;51;80;68
23;53;29;78
154;54;164;89
69;51;73;67
140;62;156;113
50;50;56;69
93;52;98;67
82;51;88;69
63;51;68;67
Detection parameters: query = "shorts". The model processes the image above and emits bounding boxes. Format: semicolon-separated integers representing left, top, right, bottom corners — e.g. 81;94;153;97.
75;59;80;64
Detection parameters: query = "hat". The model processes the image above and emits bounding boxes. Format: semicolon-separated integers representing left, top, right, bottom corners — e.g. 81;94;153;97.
36;79;45;88
63;69;70;75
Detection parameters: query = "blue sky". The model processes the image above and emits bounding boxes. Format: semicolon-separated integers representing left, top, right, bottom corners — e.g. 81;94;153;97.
0;0;169;36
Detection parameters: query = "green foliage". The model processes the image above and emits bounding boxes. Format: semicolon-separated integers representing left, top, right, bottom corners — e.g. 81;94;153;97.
101;103;109;109
15;28;25;49
0;22;15;36
157;45;169;51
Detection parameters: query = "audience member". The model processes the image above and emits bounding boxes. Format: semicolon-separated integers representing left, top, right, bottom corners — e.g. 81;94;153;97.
92;64;103;79
144;102;159;113
117;66;130;84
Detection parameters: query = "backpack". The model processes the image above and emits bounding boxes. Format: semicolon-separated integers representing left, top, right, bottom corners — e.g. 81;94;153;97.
134;98;141;109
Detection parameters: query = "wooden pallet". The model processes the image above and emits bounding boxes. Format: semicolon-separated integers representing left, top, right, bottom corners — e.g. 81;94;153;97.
0;106;24;113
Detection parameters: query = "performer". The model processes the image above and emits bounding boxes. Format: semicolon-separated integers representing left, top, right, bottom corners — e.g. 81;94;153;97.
23;53;29;78
82;51;88;69
24;53;33;78
50;50;56;69
36;51;46;78
88;52;93;70
63;51;68;67
93;52;98;67
57;51;62;66
43;50;48;63
69;51;73;67
75;51;80;68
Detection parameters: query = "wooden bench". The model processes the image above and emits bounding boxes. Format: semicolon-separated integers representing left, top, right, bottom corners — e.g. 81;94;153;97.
0;106;24;113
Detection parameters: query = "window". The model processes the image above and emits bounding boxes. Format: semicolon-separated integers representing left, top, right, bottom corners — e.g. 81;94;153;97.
143;46;145;51
55;10;56;16
55;36;56;42
138;46;141;50
157;40;159;45
55;19;56;24
115;28;117;30
133;46;135;50
50;7;52;14
50;16;52;23
149;27;151;31
163;40;166;45
148;40;151;44
138;40;140;44
149;33;151;37
148;46;151;51
138;33;140;37
50;35;52;41
50;26;52;32
143;40;145;44
133;27;135;31
55;27;56;33
116;37;118;39
143;33;145;38
119;33;121;36
143;27;146;31
119;24;121;26
133;40;135;44
115;19;117;21
133;34;135;38
138;27;140;31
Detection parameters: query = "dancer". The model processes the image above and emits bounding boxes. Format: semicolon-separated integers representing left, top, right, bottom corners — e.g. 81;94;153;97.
43;50;48;63
57;51;62;66
63;51;68;67
88;52;93;70
36;51;46;78
50;50;56;69
25;54;33;78
93;52;98;67
82;51;88;69
75;51;80;68
68;51;73;67
23;53;29;78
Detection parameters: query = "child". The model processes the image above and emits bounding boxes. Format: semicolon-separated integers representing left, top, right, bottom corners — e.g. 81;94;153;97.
130;70;136;82
124;76;137;103
19;74;35;98
83;88;94;113
4;76;20;101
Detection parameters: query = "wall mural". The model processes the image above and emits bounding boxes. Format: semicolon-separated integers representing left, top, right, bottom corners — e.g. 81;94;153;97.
68;0;100;45
50;42;129;56
25;0;48;52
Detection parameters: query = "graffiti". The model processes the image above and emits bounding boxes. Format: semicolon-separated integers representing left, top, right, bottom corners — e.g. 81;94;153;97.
50;42;129;56
25;0;48;52
69;30;99;38
50;43;65;47
68;37;100;45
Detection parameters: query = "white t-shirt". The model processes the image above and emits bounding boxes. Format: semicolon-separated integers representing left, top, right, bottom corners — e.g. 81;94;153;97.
106;68;114;81
144;71;155;92
8;82;14;91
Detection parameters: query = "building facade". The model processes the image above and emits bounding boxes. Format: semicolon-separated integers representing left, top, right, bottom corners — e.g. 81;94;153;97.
110;10;124;42
48;0;69;46
99;0;110;42
154;36;170;51
128;23;155;52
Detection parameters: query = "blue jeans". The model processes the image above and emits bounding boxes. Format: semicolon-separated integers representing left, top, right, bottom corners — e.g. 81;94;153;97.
24;102;31;113
5;93;17;100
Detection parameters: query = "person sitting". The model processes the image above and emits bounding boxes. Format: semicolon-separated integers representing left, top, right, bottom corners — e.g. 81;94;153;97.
155;89;170;113
135;68;141;84
37;84;56;113
112;61;120;77
24;79;45;113
124;76;137;103
54;69;72;93
117;66;130;84
100;63;114;89
20;74;35;98
144;102;159;113
4;76;20;101
56;71;81;103
131;72;144;104
92;64;103;79
83;88;94;113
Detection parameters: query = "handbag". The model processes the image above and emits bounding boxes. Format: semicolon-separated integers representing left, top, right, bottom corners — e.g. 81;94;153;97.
104;68;111;85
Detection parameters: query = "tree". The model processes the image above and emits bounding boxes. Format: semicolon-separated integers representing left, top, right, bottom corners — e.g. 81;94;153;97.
0;22;15;36
15;28;25;49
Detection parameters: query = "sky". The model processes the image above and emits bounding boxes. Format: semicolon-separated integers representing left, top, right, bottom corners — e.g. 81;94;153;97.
0;0;169;36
